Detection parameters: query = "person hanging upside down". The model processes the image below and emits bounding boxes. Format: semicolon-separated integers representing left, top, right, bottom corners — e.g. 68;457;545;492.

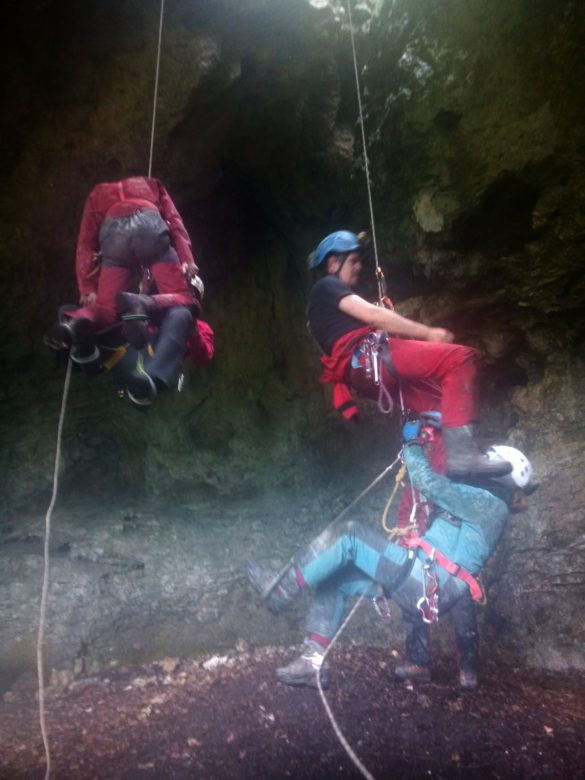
307;230;511;478
247;414;536;689
55;176;203;361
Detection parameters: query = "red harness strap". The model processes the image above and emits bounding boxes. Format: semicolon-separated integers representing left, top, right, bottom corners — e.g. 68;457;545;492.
404;535;484;602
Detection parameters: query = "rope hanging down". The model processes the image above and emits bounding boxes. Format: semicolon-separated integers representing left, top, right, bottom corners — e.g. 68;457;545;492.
346;0;380;281
317;594;377;780
148;0;166;177
36;358;73;780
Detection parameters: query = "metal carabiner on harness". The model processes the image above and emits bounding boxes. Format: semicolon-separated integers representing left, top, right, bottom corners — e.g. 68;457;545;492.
417;553;440;625
372;589;392;619
371;340;380;385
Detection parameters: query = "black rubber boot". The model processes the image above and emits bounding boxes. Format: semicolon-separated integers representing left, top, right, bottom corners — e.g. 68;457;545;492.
52;316;99;364
126;370;157;407
116;292;158;350
452;592;480;691
147;307;193;389
247;563;301;614
443;425;512;477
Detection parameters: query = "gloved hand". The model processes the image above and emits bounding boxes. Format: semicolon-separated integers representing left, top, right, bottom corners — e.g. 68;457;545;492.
402;411;442;444
402;417;424;443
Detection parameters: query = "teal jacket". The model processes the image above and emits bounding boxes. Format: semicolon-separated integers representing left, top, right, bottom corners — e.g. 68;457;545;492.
403;444;509;574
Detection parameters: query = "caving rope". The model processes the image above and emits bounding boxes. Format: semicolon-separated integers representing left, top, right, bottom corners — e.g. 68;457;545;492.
36;358;72;780
148;0;165;178
35;3;167;777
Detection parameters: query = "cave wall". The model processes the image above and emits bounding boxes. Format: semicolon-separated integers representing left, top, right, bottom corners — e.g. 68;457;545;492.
0;0;584;678
360;0;585;668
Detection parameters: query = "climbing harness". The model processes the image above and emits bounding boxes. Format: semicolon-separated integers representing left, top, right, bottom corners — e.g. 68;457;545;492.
403;534;485;603
417;551;440;625
355;332;394;414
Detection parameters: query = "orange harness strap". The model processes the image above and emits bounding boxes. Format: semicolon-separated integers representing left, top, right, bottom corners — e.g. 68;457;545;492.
404;535;485;602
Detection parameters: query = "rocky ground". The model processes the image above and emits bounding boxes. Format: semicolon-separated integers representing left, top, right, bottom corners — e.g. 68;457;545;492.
1;645;584;779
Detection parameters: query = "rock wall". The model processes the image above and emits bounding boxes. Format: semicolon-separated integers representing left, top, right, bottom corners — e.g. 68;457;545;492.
0;0;583;682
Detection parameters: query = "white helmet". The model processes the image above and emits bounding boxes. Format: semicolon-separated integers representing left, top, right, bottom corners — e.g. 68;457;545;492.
486;445;533;490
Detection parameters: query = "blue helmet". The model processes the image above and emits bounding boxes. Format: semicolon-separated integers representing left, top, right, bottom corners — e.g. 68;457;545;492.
308;230;362;270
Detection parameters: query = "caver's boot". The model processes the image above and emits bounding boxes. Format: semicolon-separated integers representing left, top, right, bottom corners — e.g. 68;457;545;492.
116;292;158;350
443;425;512;477
276;639;331;689
394;663;432;683
51;313;99;364
247;562;303;614
126;369;157;407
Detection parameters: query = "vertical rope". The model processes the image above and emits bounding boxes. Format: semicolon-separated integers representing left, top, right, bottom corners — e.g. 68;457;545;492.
346;0;407;417
148;0;166;177
317;595;377;780
37;357;73;780
346;0;380;273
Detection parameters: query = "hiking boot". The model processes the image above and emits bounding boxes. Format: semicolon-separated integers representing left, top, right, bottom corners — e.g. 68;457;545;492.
116;292;157;350
247;562;301;614
443;425;513;478
394;663;432;683
126;370;157;407
459;668;478;691
276;640;331;689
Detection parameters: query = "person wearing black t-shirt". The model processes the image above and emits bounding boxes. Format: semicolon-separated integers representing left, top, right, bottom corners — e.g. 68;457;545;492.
306;230;511;479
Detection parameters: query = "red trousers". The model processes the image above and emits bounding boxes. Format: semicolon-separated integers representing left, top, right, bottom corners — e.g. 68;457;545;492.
69;261;194;330
350;338;480;427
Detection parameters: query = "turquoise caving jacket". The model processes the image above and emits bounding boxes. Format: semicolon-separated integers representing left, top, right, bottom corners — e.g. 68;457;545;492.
403;444;510;575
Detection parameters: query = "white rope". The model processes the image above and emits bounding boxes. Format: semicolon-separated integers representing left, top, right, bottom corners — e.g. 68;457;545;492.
317;594;377;780
346;0;380;273
37;357;73;780
346;0;410;420
147;0;165;177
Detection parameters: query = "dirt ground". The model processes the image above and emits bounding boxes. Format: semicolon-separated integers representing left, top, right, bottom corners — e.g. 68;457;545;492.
1;646;584;780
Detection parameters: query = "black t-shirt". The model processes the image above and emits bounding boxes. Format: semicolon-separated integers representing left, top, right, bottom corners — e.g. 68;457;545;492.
307;275;364;355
